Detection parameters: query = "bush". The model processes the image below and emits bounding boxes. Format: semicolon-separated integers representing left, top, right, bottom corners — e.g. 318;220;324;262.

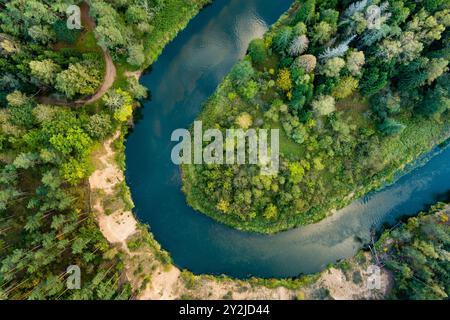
248;39;267;65
311;95;335;116
53;20;81;44
294;0;316;24
86;114;112;140
276;68;293;92
230;60;255;86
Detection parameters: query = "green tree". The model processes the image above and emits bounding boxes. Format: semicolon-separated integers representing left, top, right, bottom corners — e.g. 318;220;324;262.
239;80;258;100
294;0;316;24
425;58;448;84
419;84;450;118
289;162;305;184
378;118;406;136
85;114;112;140
276;68;293;92
312;21;332;45
125;5;148;24
127;44;145;67
312;95;336;116
55;63;101;99
321;57;345;77
127;77;148;100
49;127;93;157
248;39;267;65
263;204;278;220
29;59;61;86
103;89;134;123
332;76;359;99
360;66;388;96
7;91;35;128
346;51;365;76
28;25;55;44
272;26;293;54
13;152;39;169
229;60;254;86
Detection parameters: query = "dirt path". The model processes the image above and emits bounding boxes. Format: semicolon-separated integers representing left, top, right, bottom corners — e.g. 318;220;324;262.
81;49;116;104
38;2;116;107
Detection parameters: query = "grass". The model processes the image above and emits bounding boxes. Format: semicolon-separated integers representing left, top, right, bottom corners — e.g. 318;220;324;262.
268;119;305;160
336;93;369;112
112;63;129;90
141;0;212;68
74;30;102;54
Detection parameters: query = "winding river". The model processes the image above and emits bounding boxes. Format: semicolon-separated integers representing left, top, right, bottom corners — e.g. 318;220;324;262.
125;0;450;278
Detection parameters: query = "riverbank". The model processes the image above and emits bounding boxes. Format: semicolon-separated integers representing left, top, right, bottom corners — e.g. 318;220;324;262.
140;0;213;69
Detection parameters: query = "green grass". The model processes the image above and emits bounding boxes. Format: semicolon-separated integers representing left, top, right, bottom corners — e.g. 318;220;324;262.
336;93;369;112
142;0;212;68
112;63;129;90
74;30;102;54
268;119;305;160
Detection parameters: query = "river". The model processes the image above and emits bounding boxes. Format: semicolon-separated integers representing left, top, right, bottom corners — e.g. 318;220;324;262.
125;0;450;278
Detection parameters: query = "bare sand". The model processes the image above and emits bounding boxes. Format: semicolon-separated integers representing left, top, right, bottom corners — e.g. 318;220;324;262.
89;132;136;251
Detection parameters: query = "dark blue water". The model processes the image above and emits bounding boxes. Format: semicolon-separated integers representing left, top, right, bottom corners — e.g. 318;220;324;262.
125;0;450;278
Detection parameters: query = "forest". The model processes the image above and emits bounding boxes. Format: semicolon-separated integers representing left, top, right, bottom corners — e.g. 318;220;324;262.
0;0;208;300
182;0;450;233
377;203;449;299
0;0;449;301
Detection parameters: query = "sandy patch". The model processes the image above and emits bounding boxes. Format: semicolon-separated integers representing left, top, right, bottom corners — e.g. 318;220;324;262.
98;211;136;244
140;266;182;300
89;132;123;196
124;70;143;80
90;132;137;249
315;266;392;300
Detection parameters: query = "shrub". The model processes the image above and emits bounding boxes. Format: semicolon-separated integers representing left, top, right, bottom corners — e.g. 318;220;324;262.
288;35;309;57
248;39;267;65
311;95;336;116
276;68;293;92
332;76;359;99
321;57;345;77
295;54;317;73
